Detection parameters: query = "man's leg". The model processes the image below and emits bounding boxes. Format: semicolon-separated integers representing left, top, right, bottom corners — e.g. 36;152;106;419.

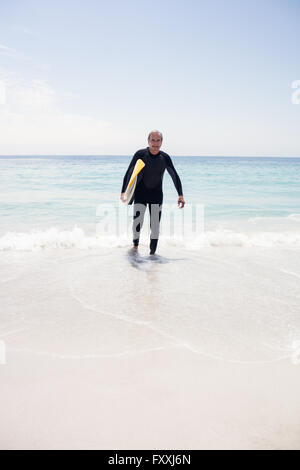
132;202;147;247
149;203;162;254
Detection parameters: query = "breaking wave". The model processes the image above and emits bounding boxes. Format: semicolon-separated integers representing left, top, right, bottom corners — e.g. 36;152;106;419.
1;225;300;251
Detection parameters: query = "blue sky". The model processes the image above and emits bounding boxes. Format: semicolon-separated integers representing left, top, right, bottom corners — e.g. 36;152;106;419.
0;0;300;156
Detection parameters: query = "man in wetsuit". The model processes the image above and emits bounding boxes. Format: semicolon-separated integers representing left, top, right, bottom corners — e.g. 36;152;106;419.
120;130;185;255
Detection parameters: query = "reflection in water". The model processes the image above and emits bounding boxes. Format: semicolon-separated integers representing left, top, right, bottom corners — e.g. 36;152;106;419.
126;247;184;270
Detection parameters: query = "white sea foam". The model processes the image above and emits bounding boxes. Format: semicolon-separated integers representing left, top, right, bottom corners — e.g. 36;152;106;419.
1;225;300;251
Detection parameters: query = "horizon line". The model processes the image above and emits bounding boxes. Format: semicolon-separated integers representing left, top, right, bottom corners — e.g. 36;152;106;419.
1;154;300;158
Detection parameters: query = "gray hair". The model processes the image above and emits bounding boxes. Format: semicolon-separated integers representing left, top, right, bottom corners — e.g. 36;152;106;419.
147;129;163;141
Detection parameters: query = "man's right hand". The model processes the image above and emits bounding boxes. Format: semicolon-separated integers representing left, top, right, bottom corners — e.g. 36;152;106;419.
120;192;126;203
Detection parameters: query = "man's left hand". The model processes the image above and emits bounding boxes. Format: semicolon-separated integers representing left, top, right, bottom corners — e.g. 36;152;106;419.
178;195;185;208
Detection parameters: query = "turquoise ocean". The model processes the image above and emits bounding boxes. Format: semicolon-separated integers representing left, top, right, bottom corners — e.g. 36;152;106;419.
1;155;300;242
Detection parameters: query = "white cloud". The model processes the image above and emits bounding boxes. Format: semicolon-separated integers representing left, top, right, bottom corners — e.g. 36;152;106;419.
8;79;56;108
22;28;37;36
0;43;31;63
0;44;18;58
39;64;50;72
0;75;116;154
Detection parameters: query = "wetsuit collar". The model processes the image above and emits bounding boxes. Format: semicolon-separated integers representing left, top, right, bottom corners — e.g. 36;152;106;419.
147;146;160;157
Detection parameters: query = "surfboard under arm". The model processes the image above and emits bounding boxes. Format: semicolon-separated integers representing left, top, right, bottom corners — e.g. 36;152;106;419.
123;159;145;205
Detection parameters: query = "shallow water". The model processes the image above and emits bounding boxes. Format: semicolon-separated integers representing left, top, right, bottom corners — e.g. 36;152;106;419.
1;243;300;365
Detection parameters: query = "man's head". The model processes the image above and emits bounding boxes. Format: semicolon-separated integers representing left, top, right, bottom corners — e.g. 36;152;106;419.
148;130;163;155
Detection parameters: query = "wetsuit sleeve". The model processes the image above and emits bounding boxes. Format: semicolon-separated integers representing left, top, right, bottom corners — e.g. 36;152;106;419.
166;156;183;196
121;152;140;193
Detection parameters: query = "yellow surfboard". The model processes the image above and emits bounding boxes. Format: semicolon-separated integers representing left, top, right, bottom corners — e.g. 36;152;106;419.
124;159;145;205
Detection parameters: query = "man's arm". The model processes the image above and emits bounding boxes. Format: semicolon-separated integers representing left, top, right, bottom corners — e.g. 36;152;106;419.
166;155;183;196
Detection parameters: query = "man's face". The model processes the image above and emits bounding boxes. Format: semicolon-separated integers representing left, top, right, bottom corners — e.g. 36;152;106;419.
148;133;162;154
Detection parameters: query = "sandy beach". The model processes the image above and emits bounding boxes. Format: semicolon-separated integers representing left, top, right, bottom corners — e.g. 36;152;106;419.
1;347;300;450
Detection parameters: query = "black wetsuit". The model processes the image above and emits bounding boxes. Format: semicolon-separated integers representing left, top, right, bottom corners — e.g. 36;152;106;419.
121;147;183;253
